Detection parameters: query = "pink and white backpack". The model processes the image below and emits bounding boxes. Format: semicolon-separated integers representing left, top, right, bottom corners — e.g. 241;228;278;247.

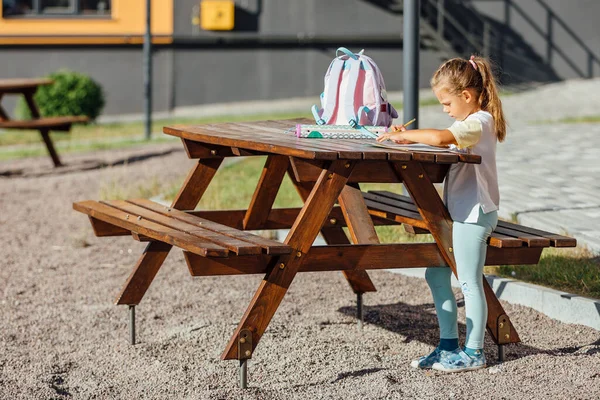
312;47;398;131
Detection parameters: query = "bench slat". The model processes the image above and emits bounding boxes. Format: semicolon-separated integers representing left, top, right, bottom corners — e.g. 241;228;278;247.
364;198;428;229
364;191;524;248
73;201;229;257
493;226;550;247
496;220;577;247
367;190;577;248
129;199;292;255
0;116;89;131
103;200;262;255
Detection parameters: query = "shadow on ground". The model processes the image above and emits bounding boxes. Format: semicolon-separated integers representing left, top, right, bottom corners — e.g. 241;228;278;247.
0;148;182;178
338;300;600;364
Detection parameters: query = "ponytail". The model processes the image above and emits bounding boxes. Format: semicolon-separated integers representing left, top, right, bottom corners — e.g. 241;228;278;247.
471;56;507;142
431;56;507;142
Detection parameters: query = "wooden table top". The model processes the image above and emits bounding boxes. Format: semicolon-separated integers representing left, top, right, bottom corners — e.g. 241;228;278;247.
164;118;481;164
0;78;53;92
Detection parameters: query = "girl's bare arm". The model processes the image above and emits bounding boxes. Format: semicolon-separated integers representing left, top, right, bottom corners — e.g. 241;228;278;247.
377;128;457;147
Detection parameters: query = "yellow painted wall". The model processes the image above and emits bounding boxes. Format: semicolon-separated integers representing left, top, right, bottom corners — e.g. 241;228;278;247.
0;0;173;37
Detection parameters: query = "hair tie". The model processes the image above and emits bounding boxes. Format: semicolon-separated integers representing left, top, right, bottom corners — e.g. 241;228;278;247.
469;55;478;70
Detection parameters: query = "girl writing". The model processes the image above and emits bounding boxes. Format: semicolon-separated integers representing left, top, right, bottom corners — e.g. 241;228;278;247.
377;55;506;372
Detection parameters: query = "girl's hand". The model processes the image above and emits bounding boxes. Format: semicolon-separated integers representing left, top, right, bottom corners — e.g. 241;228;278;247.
376;124;411;143
392;138;415;144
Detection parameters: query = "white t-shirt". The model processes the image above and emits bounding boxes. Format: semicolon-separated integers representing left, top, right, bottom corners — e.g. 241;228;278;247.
444;110;500;223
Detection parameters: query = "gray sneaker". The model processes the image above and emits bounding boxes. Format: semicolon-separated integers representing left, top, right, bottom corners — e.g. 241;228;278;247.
410;347;449;369
431;348;486;373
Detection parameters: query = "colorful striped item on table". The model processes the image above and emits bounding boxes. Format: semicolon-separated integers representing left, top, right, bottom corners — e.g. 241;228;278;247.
294;124;388;139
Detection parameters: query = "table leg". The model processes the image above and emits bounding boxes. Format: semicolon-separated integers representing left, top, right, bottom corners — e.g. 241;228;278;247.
40;128;63;167
243;155;289;230
393;161;520;346
23;91;63;167
114;158;223;343
0;98;10;121
221;160;355;361
356;292;364;329
338;184;385;328
129;305;136;345
287;165;377;295
239;360;248;389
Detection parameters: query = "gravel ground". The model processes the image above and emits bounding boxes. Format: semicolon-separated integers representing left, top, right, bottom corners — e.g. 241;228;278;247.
1;142;599;399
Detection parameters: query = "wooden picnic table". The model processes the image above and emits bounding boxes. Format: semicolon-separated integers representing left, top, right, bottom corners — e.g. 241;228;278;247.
0;78;88;167
73;117;575;388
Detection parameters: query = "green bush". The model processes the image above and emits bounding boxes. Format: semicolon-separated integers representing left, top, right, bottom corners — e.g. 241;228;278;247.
15;70;105;121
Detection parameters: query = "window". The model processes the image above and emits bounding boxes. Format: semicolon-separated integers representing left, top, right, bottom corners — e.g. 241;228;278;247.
2;0;111;17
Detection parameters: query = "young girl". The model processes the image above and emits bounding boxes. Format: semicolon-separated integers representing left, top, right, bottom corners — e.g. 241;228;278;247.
377;55;506;372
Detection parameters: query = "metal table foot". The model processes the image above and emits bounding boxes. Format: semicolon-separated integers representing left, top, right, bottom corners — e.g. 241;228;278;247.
357;293;363;329
129;305;136;345
498;344;505;362
239;360;248;389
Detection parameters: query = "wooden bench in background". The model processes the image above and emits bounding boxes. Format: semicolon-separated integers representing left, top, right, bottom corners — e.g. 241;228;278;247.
0;78;89;167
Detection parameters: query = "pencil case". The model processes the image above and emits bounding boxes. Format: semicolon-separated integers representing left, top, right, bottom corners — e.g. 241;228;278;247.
295;124;388;139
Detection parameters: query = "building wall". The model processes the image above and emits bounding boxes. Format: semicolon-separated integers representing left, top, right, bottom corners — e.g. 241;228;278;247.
174;0;403;37
0;0;174;44
1;1;598;116
172;47;445;109
171;0;444;111
0;47;174;116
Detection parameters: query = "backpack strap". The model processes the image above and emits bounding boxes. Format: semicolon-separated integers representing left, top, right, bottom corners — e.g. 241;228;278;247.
361;56;384;125
344;57;362;127
356;105;371;125
336;47;359;60
319;57;346;124
363;55;398;126
355;106;379;139
311;105;325;125
357;125;379;139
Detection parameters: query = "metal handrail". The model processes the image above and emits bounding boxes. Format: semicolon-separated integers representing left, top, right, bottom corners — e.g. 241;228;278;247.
511;0;600;77
457;0;600;78
422;0;543;82
422;0;482;52
505;0;587;78
533;0;599;62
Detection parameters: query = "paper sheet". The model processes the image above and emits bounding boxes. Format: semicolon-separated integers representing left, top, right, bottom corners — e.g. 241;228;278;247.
369;142;457;153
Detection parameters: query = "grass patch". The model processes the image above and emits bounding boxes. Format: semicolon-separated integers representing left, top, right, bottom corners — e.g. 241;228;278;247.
163;157;304;211
100;175;164;201
418;97;441;107
487;247;600;299
0;135;177;161
0;111;312;147
0;111;312;161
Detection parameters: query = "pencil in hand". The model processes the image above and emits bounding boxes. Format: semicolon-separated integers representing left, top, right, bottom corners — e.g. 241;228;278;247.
392;118;416;132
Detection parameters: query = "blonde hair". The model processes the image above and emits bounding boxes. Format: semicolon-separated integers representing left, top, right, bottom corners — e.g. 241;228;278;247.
430;56;507;142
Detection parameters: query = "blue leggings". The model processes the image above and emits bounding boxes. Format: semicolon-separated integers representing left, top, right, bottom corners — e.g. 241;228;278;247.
424;207;498;349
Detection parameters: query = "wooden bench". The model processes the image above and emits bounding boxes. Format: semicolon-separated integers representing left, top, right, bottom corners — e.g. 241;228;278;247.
0;78;89;167
73;199;293;258
0;116;88;131
363;190;577;250
72;119;579;388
